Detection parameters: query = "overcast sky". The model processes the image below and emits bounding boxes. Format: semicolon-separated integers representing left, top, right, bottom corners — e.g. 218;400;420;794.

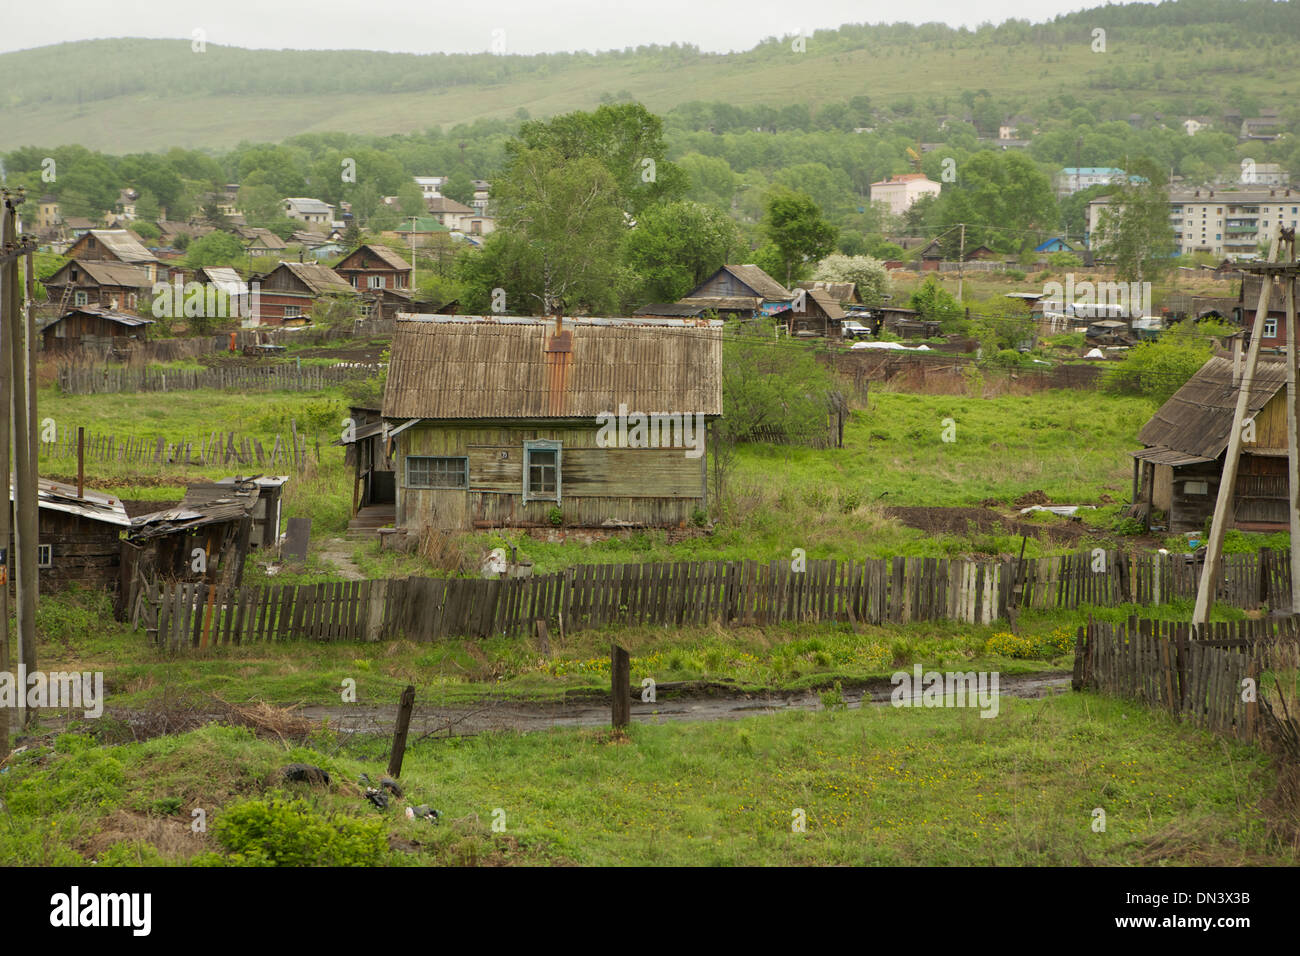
4;0;1104;56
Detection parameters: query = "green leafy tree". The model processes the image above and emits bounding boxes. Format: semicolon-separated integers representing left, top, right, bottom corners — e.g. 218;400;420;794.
909;275;965;328
721;318;839;445
812;253;891;305
623;201;741;304
762;187;838;286
185;231;246;270
441;171;476;206
1092;160;1177;283
1105;323;1214;402
513;103;687;216
474;148;626;314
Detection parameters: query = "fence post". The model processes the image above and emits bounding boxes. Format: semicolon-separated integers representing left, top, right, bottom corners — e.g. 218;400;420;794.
387;684;416;778
611;643;631;729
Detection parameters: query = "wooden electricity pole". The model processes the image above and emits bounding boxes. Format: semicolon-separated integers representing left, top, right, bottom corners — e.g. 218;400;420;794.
1193;234;1283;624
4;196;36;721
1285;230;1300;612
0;198;14;742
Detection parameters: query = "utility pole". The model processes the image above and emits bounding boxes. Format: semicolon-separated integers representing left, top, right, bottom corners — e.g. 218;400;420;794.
24;245;36;603
408;216;418;293
957;222;966;303
4;194;35;717
1193;233;1283;624
0;197;15;743
1283;229;1300;612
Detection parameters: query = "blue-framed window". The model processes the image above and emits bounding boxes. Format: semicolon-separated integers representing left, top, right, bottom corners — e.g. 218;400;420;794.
523;440;561;502
406;455;468;489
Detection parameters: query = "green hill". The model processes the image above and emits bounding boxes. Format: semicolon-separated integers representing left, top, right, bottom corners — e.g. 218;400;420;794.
3;0;1299;152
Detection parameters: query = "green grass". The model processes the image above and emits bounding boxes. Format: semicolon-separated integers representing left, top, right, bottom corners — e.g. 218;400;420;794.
1;692;1290;865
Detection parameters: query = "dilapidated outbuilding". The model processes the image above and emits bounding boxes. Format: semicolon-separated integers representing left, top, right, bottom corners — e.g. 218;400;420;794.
126;479;260;592
1133;354;1289;532
14;479;132;596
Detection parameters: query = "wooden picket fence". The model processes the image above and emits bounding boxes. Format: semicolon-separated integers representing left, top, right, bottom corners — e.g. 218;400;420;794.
1073;616;1300;741
138;548;1297;649
56;362;379;395
42;425;308;470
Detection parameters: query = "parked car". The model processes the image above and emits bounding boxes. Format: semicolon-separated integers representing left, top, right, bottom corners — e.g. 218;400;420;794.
841;319;872;340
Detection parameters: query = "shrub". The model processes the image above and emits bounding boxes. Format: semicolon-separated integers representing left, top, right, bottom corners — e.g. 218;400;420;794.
212;796;387;867
547;506;564;527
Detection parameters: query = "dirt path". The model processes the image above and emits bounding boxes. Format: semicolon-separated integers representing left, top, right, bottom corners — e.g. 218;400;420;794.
297;672;1072;738
316;536;365;581
19;674;1071;742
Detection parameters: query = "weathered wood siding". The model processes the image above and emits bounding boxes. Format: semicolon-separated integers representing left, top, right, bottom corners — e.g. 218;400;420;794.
20;511;123;593
396;422;707;530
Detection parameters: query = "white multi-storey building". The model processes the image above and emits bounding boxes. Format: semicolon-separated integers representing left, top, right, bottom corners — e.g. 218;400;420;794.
1087;186;1300;259
869;174;941;217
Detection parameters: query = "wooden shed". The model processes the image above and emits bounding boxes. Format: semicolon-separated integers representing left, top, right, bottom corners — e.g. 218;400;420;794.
381;316;723;531
786;287;847;338
41;306;154;351
14;479;132;594
1133;355;1289;532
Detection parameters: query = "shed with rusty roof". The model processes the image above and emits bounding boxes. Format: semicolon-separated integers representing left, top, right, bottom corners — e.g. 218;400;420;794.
1132;354;1290;532
382;315;723;531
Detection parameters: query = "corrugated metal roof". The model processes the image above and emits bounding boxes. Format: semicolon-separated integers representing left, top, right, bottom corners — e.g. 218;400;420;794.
52;260;152;289
722;264;792;300
797;280;858;303
87;229;158;264
128;481;260;540
382;317;723;420
273;262;353;295
1130;446;1215;466
344;244;411;271
14;478;132;527
803;287;847;320
1137;355;1287;460
634;303;708;317
57;307;154;328
678;295;762;312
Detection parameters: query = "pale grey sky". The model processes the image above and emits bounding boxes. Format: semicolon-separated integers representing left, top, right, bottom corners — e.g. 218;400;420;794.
4;0;1105;55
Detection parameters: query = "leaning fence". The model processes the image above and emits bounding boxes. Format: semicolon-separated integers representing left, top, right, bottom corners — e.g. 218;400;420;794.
1073;616;1300;741
135;548;1296;648
56;363;379;395
41;426;309;470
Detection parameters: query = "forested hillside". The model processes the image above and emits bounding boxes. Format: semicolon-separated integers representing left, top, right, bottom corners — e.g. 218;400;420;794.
2;0;1298;151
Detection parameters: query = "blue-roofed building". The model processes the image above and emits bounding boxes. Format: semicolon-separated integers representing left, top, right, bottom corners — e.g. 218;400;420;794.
1033;237;1077;254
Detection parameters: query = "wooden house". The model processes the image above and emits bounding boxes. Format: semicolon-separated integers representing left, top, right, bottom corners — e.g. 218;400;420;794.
335;406;395;532
13;479;132;595
879;306;939;338
787;287;846;338
682;264;795;317
65;229;163;282
238;226;289;256
334;243;412;293
41;307;154;351
1239;275;1296;347
381;316;723;532
1133;355;1289;532
252;261;354;326
42;260;152;314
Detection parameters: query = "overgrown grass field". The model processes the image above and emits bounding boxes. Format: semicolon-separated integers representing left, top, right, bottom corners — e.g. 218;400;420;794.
1;693;1289;866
